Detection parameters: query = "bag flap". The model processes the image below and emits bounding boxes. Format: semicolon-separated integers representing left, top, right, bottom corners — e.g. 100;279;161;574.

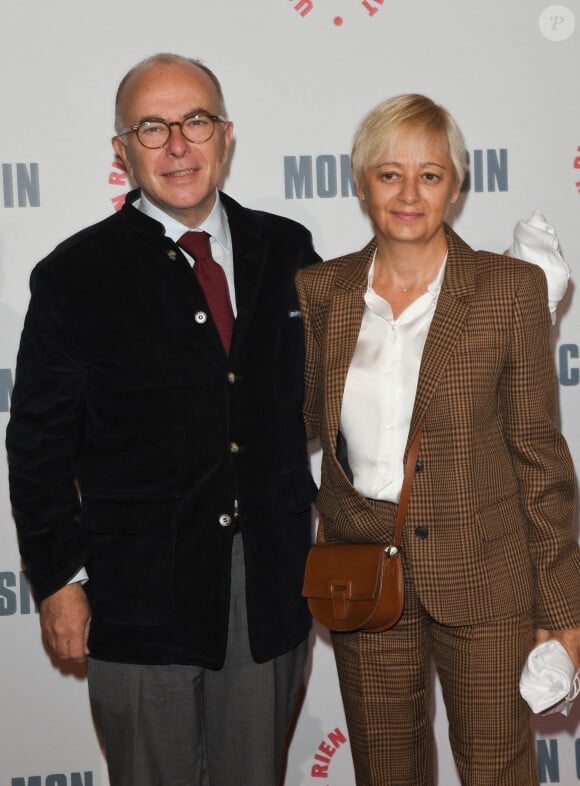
302;543;386;600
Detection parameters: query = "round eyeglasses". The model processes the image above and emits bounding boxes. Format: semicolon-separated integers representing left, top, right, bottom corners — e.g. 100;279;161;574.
117;110;227;149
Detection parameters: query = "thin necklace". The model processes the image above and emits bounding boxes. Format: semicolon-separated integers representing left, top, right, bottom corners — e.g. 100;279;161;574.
373;250;448;295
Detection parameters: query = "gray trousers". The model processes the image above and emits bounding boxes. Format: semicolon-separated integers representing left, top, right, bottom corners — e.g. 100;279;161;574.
88;534;308;786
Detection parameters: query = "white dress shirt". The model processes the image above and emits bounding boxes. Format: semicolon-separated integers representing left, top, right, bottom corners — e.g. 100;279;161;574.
340;254;446;503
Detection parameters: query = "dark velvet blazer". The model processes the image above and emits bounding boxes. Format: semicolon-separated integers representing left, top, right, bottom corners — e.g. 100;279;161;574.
296;226;580;631
7;189;320;667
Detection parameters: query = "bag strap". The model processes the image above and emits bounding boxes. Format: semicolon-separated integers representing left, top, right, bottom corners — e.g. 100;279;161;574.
316;421;424;547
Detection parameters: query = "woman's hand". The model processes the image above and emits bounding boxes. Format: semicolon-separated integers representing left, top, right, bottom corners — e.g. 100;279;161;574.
536;627;580;670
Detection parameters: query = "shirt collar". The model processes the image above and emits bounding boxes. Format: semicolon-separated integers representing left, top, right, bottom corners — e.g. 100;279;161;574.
137;191;231;254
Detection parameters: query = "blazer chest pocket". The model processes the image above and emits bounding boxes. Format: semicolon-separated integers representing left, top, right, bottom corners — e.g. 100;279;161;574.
447;328;508;383
476;493;523;541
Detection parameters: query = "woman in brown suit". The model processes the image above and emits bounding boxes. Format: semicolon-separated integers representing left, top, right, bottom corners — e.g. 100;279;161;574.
295;94;580;786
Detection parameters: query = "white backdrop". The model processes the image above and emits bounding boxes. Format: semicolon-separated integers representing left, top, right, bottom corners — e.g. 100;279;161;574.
1;1;579;784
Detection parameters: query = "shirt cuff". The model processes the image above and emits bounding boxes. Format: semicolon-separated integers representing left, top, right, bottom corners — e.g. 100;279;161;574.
67;567;89;585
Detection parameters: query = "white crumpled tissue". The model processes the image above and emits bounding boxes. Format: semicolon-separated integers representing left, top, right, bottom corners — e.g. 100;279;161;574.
520;640;580;716
508;210;571;325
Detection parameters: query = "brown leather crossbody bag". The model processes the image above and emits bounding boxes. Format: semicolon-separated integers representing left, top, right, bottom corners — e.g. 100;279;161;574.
302;424;423;633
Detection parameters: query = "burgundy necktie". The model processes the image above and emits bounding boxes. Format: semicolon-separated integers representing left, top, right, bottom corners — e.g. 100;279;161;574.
177;231;234;353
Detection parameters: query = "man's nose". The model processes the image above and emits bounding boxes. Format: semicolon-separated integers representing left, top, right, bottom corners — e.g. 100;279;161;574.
165;123;189;156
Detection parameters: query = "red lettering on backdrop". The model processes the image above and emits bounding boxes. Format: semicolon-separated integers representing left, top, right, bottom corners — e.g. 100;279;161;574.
319;741;335;757
328;728;347;747
291;0;313;18
362;0;384;16
111;193;127;211
109;171;127;186
109;161;127;183
289;0;384;26
310;728;348;779
109;161;128;211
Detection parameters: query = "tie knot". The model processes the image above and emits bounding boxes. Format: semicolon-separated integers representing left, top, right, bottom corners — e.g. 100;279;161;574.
177;231;212;262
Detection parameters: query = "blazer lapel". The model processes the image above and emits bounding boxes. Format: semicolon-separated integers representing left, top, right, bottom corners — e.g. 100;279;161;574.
221;193;268;362
408;226;476;443
323;242;375;449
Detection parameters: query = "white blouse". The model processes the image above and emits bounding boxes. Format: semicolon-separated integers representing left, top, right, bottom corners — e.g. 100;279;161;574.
340;254;446;502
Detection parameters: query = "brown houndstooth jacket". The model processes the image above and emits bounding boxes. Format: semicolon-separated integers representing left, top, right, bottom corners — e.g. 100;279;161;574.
296;225;580;630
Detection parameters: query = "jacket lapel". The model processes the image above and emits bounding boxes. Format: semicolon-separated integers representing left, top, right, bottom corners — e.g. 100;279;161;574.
221;193;268;363
323;242;375;449
320;227;477;456
408;226;476;444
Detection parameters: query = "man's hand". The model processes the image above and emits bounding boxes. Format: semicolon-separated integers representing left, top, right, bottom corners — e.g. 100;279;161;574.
536;627;580;670
40;583;91;663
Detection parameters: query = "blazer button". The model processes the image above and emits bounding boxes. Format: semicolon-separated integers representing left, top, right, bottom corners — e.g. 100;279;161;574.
230;442;240;453
227;371;236;384
219;513;232;527
415;459;424;473
414;526;428;539
194;311;208;324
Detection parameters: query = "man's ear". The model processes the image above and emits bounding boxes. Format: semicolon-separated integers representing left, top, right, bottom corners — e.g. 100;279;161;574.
222;121;234;164
112;135;132;177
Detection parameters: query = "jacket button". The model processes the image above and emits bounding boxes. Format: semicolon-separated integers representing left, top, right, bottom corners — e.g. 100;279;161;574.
415;459;424;473
219;513;232;527
227;371;236;384
230;442;240;453
194;311;208;324
414;526;428;539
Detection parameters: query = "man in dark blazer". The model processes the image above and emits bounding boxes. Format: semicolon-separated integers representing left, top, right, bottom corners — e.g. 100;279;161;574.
6;53;320;786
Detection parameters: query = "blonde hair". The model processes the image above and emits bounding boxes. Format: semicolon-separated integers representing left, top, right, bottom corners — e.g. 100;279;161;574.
351;94;467;189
